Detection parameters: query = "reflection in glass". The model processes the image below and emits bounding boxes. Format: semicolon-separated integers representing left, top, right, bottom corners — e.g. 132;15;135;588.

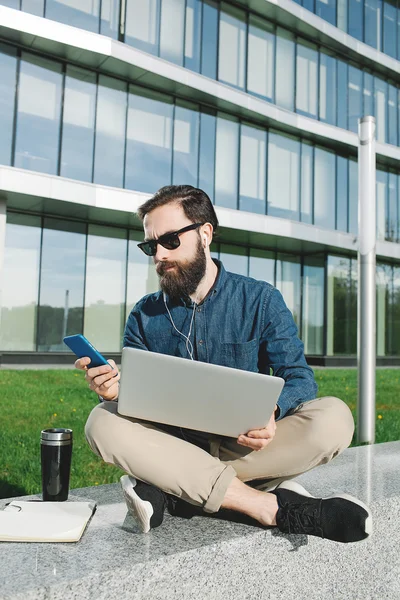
390;266;400;354
319;52;337;125
327;255;356;355
21;0;44;16
337;60;348;129
125;86;173;193
46;0;100;32
0;44;17;167
383;0;397;58
296;42;318;118
364;0;382;50
275;28;295;111
268;132;300;221
220;244;248;276
100;0;119;38
198;111;216;202
218;5;246;90
126;231;159;318
173;103;200;187
336;156;349;232
388;84;397;146
239;124;266;214
249;249;275;284
84;225;127;352
316;0;336;24
160;0;185;65
314;147;336;229
125;0;161;54
247;16;275;102
37;219;86;351
60;66;96;182
201;0;218;79
374;77;388;143
276;254;301;325
376;169;388;241
184;0;202;72
376;263;390;356
348;158;358;234
337;0;348;31
348;0;363;40
0;0;19;7
93;76;127;188
363;71;374;116
300;142;313;224
348;66;362;134
215;115;239;209
0;214;41;351
14;53;62;175
303;257;325;354
387;173;397;241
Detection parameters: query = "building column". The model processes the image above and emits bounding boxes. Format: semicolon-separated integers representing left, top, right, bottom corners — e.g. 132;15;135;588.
0;197;6;331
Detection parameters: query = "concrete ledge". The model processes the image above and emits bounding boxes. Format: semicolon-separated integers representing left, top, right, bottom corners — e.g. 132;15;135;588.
0;441;399;599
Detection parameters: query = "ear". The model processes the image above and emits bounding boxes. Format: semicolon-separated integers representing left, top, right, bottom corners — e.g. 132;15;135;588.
201;223;213;249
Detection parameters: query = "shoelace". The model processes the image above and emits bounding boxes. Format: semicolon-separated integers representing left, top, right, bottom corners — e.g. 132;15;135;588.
280;498;324;537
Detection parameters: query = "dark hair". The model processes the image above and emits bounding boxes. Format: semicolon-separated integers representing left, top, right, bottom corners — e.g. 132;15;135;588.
137;185;219;237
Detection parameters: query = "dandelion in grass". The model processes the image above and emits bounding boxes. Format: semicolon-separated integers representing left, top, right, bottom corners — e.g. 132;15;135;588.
378;414;383;420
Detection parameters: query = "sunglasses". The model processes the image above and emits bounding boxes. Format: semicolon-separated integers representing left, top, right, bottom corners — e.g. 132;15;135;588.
137;222;204;256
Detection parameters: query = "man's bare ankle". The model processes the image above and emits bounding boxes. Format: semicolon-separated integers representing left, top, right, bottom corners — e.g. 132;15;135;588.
221;478;278;526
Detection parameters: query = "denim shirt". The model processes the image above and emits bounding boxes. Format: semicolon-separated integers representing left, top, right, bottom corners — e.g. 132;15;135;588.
123;260;318;420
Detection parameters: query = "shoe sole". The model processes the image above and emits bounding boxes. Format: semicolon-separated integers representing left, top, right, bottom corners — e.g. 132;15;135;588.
120;475;154;534
277;479;373;539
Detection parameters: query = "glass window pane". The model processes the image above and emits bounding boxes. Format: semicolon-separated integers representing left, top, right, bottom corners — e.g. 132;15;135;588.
1;0;19;7
14;53;62;175
365;0;382;50
60;66;96;182
300;142;313;224
363;71;374;116
314;147;336;229
126;230;159;317
319;52;337;125
247;16;274;102
214;114;239;209
201;0;218;79
198;111;216;202
296;42;318;118
348;65;362;133
125;86;173;193
388;83;397;146
37;219;86;352
348;157;358;234
93;75;127;188
173;102;199;187
302;257;325;355
125;0;161;55
376;169;388;240
21;0;45;17
383;0;397;57
100;0;119;39
374;77;388;143
0;44;17;167
84;225;127;352
184;0;202;72
239;124;266;214
268;132;300;220
327;255;354;355
348;0;363;40
45;0;100;32
276;254;301;325
219;244;248;276
336;155;349;231
0;214;41;351
160;0;185;65
376;263;390;356
337;60;348;129
337;0;348;30
316;0;337;24
275;28;295;111
218;4;246;90
249;248;275;284
387;173;397;241
390;267;400;354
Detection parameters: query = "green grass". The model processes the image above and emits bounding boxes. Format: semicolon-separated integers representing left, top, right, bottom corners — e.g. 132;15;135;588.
1;368;399;500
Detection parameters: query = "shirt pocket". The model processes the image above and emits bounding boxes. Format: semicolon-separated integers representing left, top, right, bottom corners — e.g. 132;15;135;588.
219;339;259;372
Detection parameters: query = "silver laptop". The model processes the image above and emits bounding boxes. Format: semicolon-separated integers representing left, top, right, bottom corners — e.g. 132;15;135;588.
117;347;284;438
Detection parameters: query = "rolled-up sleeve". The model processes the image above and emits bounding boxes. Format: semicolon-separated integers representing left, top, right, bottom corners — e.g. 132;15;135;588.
259;287;318;419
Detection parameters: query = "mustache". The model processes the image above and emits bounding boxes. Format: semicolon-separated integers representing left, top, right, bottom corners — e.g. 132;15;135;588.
156;261;180;276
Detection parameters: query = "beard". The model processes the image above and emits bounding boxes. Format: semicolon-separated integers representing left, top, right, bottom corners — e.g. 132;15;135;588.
156;236;207;300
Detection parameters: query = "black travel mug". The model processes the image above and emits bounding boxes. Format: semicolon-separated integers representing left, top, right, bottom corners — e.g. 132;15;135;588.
41;428;73;501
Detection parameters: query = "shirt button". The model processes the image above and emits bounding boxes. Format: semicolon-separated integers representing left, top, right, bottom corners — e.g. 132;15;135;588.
199;340;204;345
197;307;202;313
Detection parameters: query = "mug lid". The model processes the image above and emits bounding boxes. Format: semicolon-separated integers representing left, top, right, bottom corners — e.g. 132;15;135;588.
41;428;73;442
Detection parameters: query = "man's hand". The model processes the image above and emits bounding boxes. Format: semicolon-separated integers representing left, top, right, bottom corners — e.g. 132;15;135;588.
75;357;120;401
237;405;278;451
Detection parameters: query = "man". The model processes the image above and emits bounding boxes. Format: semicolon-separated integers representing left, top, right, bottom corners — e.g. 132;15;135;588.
78;185;371;543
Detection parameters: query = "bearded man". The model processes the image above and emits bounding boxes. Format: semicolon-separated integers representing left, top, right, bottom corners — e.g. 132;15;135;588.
78;185;372;543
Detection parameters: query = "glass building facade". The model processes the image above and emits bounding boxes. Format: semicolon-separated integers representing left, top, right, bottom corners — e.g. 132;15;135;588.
0;0;400;361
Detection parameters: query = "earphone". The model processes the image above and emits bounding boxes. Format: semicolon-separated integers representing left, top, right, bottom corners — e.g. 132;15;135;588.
163;292;197;360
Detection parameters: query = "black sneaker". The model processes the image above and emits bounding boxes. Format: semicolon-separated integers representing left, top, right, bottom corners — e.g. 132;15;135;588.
120;475;166;533
271;480;372;543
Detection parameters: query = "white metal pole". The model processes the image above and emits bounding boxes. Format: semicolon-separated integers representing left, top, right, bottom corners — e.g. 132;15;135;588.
357;116;376;444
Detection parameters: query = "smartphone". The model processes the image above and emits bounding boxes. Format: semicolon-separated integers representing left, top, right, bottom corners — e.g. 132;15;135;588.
63;334;109;368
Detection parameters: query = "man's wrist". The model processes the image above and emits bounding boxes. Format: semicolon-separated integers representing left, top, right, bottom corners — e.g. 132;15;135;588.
274;405;281;419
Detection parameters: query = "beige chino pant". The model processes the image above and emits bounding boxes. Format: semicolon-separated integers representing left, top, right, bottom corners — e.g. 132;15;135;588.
85;396;354;513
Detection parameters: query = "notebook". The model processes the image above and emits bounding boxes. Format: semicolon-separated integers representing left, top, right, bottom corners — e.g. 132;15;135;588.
0;501;96;543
